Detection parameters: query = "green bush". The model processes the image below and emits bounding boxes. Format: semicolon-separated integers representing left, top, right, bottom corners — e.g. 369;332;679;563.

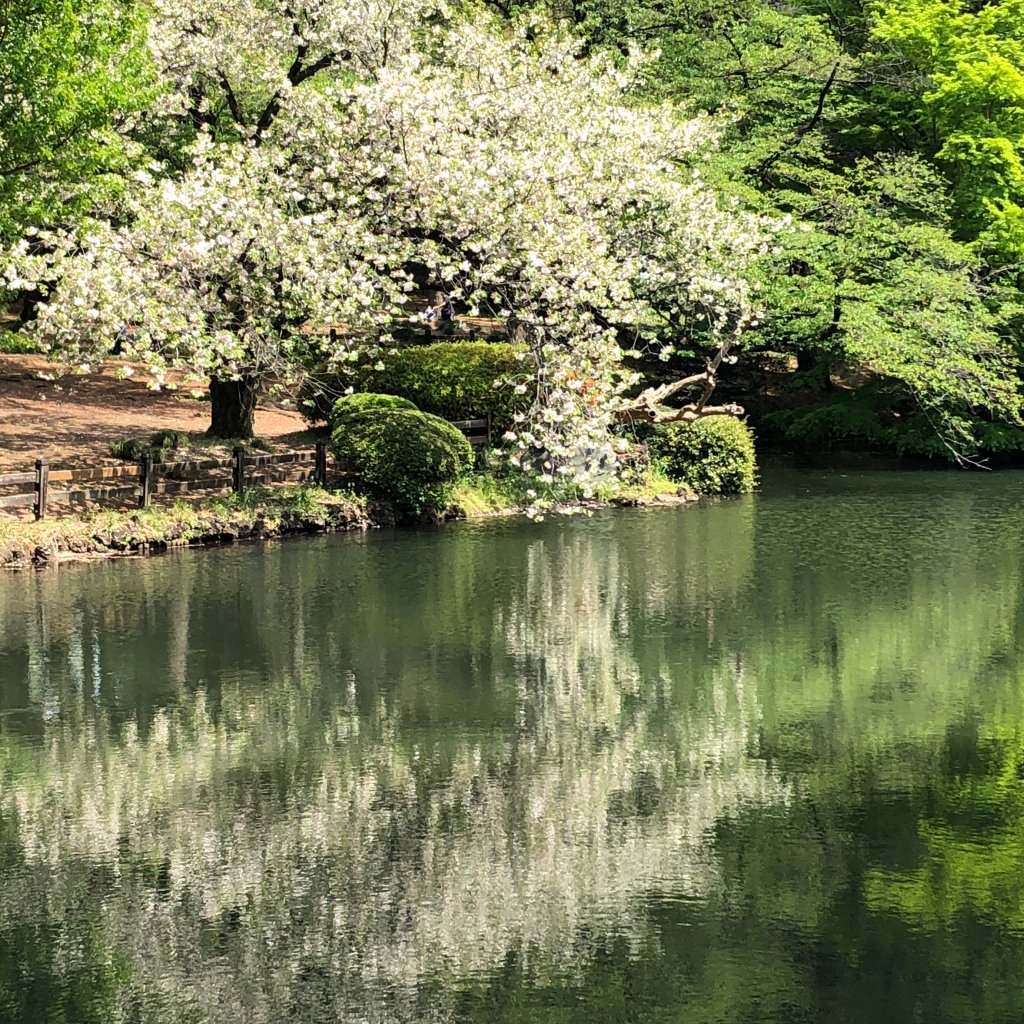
109;437;146;461
302;342;531;432
150;429;189;451
330;392;417;430
109;429;189;462
331;407;474;521
656;416;757;495
0;332;40;355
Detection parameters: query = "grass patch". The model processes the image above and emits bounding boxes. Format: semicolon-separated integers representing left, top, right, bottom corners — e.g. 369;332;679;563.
619;464;688;500
451;464;688;518
0;485;370;564
450;473;527;516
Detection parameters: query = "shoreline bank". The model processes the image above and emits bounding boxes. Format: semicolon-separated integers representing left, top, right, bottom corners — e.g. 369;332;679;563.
0;489;374;571
0;485;697;572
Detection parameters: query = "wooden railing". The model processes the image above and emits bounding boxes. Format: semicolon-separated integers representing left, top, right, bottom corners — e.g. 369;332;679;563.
449;416;492;447
0;415;492;520
0;445;326;520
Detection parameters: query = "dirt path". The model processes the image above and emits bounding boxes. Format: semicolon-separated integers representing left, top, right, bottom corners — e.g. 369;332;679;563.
0;355;310;471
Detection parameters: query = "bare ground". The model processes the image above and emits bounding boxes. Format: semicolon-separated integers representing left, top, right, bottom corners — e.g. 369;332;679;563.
0;355;311;471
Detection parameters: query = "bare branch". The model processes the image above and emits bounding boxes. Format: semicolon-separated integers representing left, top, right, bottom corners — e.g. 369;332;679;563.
752;61;840;182
618;335;743;424
216;70;244;125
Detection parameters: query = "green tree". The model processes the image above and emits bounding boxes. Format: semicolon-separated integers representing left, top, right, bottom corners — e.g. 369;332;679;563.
873;0;1024;262
495;0;1023;455
0;0;153;243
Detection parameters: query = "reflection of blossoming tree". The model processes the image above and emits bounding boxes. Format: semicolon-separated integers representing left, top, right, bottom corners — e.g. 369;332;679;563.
4;491;1024;1020
0;534;787;1023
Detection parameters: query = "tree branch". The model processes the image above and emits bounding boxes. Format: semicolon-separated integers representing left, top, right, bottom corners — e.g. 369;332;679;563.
752;61;840;182
618;335;742;424
216;70;245;126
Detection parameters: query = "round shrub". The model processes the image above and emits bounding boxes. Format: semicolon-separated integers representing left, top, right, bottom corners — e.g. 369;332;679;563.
330;392;417;430
331;408;473;521
302;342;531;432
656;416;757;495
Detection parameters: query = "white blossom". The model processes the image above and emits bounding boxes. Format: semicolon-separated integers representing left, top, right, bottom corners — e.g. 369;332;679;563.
5;5;775;494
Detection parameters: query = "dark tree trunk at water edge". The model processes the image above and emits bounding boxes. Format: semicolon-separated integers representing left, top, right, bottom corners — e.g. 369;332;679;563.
208;376;259;438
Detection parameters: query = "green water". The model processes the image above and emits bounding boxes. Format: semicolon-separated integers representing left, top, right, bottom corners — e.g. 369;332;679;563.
1;469;1023;1023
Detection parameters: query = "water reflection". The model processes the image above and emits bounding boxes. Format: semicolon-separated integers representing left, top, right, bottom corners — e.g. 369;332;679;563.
1;470;1024;1022
0;517;785;1023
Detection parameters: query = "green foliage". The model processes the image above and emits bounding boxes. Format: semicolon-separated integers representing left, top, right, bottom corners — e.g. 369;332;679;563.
149;429;189;452
655;416;757;494
331;407;474;521
0;0;154;242
0;333;39;354
872;0;1024;262
506;0;1022;456
330;392;418;429
764;385;1024;460
109;437;146;461
751;155;1021;429
303;343;530;431
109;429;188;462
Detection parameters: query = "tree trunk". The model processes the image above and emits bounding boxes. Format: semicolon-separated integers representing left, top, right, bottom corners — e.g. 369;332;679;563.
14;286;45;326
208;376;259;438
796;347;834;388
796;347;817;373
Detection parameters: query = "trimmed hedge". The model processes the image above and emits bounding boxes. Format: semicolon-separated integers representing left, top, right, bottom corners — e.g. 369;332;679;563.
655;416;757;495
331;392;417;429
331;406;473;521
302;342;530;430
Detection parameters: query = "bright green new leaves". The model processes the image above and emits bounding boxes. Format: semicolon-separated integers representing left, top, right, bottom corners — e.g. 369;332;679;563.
0;0;154;241
874;0;1024;261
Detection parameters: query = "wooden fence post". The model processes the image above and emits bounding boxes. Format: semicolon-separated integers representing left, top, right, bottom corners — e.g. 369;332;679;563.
139;451;153;509
486;413;493;446
34;459;49;520
315;442;327;487
233;446;246;496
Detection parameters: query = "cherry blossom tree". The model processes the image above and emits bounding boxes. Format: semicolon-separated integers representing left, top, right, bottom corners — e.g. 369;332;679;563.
321;21;774;491
5;3;773;487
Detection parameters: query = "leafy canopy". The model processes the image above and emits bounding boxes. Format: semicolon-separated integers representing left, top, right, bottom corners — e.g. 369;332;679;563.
0;0;153;241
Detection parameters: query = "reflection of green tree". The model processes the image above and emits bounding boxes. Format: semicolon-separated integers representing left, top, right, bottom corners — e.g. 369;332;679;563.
863;713;1024;935
728;474;1024;772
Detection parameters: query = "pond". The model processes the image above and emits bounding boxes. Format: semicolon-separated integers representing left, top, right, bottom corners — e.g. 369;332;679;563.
1;469;1023;1023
